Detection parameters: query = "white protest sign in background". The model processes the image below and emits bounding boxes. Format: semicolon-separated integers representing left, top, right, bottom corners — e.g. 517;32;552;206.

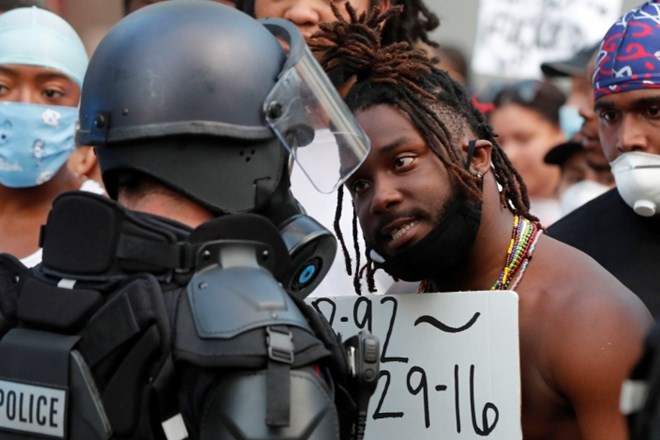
472;0;622;79
306;291;521;439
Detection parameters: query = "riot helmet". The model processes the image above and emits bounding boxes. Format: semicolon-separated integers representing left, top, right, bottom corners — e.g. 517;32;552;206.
77;0;369;213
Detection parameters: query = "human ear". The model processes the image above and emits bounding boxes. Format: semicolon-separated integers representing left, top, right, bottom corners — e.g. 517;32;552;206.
67;146;100;180
462;139;492;177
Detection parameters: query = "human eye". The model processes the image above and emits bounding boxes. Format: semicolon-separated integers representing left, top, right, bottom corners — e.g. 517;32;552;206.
598;108;620;124
393;155;415;170
42;87;65;99
512;133;534;146
644;105;660;119
348;178;371;195
0;78;11;97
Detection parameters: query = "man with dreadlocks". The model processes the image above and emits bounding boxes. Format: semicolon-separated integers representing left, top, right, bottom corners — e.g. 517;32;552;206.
309;6;653;439
235;0;440;297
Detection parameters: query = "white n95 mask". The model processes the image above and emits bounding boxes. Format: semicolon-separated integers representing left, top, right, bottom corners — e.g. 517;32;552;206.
610;151;660;217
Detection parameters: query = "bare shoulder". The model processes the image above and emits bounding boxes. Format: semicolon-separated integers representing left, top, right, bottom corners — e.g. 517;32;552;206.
516;234;652;438
521;233;651;326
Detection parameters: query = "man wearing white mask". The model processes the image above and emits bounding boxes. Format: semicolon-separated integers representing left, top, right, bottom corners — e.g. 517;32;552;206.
0;6;95;268
547;0;660;317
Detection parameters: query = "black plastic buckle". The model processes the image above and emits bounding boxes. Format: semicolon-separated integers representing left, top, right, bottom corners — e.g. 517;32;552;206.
175;241;193;274
266;326;294;364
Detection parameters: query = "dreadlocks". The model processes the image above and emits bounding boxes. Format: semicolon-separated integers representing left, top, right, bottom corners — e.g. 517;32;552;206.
235;0;439;47
382;0;439;47
311;4;537;294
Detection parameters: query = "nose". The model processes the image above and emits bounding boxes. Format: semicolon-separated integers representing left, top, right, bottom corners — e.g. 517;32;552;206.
18;86;33;103
283;0;321;29
369;176;403;215
617;113;648;155
9;83;35;104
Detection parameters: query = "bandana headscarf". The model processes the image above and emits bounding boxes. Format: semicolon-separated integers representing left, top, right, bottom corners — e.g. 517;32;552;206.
0;7;88;86
593;0;660;100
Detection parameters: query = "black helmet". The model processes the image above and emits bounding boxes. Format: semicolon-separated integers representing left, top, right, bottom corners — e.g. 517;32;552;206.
77;1;285;213
78;1;369;214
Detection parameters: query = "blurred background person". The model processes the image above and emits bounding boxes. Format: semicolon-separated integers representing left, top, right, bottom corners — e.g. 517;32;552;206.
0;6;91;267
541;43;600;141
577;50;614;179
538;42;615;220
419;42;471;89
543;140;611;216
541;42;614;186
488;79;567;226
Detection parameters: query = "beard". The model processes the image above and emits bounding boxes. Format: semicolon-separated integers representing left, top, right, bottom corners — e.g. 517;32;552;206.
367;193;482;282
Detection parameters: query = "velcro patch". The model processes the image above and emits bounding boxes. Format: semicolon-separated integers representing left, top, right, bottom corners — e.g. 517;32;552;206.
0;379;67;438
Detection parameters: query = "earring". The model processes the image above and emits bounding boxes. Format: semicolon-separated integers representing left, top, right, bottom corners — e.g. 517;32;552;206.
476;171;483;179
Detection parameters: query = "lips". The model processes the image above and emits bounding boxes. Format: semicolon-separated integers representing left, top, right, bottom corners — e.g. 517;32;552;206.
390;221;418;240
378;218;420;252
582;135;599;151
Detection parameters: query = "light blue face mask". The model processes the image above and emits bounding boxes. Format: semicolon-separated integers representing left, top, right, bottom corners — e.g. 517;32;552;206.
0;101;77;188
559;105;583;140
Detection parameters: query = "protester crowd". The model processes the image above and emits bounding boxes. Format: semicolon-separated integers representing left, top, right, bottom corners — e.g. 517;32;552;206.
1;0;660;439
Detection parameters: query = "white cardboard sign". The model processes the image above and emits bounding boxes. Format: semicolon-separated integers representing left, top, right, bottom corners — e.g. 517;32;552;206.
471;0;622;79
307;291;521;439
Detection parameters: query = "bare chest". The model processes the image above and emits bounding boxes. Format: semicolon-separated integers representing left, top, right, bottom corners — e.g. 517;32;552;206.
518;318;581;440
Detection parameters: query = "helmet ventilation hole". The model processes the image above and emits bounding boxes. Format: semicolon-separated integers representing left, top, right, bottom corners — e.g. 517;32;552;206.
239;148;255;163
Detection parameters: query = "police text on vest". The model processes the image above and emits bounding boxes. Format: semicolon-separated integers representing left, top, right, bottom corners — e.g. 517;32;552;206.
0;379;66;438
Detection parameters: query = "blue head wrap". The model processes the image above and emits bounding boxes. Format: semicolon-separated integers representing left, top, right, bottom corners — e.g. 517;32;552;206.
593;0;660;100
0;7;88;86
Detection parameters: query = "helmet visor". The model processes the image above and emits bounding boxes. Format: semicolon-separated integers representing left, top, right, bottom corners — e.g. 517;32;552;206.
264;45;370;194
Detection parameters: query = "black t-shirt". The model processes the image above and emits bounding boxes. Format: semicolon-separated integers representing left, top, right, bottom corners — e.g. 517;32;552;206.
547;188;660;317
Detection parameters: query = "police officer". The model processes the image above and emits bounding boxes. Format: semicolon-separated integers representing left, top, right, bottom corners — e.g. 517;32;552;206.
0;2;376;439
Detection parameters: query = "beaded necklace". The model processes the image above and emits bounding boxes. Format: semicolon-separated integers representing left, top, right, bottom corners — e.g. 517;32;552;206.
417;215;542;293
490;215;541;291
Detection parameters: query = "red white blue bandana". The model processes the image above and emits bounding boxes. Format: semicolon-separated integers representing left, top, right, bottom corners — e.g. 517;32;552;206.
593;0;660;100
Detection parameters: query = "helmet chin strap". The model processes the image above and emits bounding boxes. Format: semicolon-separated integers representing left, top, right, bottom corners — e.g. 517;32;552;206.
257;159;298;224
369;248;386;264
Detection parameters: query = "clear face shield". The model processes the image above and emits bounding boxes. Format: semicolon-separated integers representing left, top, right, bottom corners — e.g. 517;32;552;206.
261;19;371;194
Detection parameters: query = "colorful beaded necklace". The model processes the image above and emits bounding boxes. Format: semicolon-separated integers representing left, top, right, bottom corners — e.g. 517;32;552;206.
417;215;542;293
490;215;542;291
